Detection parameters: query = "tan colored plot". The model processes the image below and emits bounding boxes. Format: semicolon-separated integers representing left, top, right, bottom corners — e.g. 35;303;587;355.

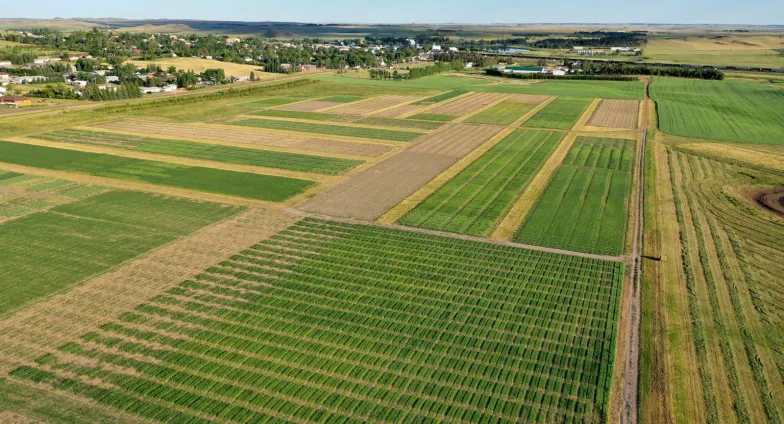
373;104;424;118
278;100;344;111
427;92;509;116
504;94;551;104
299;124;504;220
328;95;422;115
676;142;784;173
93;120;393;158
588;99;640;129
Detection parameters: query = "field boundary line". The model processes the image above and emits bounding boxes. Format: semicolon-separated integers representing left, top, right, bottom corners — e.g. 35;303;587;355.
570;98;603;132
234;114;437;133
376;126;517;225
490;132;576;241
510;96;556;127
9;136;333;183
75;125;373;161
208;120;412;146
0;162;284;208
452;94;514;123
365;95;431;116
396;91;476;118
314;96;379;112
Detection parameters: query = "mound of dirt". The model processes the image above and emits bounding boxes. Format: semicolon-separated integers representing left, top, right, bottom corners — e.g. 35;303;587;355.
748;187;784;218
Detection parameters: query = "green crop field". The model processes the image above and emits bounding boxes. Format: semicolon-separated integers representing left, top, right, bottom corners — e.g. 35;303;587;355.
412;90;467;104
514;137;635;256
0;190;240;315
0;171;108;218
0;141;314;201
232;118;424;141
320;95;365;103
475;80;644;100
10;218;624;423
466;102;537;125
401;129;564;237
354;117;443;130
33;129;361;175
407;113;457;121
249;109;341;121
244;97;306;107
651;77;784;145
523;97;593;130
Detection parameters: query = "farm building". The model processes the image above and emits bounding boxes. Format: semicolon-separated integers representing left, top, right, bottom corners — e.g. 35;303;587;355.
139;87;162;94
0;96;31;107
504;66;546;74
0;72;9;83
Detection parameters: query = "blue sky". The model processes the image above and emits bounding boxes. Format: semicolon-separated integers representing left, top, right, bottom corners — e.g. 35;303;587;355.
3;0;783;25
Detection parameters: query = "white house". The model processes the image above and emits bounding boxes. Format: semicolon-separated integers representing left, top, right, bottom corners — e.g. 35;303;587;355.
12;76;47;84
448;47;459;52
0;60;12;67
162;84;178;92
105;76;120;83
0;87;6;94
0;72;9;83
139;87;162;94
71;80;88;87
431;44;442;51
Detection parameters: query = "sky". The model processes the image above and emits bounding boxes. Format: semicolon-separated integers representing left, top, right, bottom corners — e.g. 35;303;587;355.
2;0;783;25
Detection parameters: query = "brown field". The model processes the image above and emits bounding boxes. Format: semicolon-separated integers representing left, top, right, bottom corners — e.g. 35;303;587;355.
372;104;426;118
299;124;503;220
279;100;344;111
426;92;509;116
588;99;640;129
504;94;551;104
327;95;421;115
93;120;394;158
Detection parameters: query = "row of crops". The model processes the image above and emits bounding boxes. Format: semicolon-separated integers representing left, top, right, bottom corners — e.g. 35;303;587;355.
232;118;423;142
0;141;314;201
12;219;625;423
466;102;537;126
0;190;241;315
514;137;635;256
33;129;362;175
0;171;108;219
523;97;593;130
401;129;564;237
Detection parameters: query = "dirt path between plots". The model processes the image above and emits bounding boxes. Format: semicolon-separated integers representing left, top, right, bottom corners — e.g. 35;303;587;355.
0;208;299;375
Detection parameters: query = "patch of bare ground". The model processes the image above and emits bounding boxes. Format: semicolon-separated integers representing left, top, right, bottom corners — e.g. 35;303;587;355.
278;100;343;111
588;99;640;129
92;120;393;158
427;92;509;116
0;208;299;374
0;412;43;424
299;124;504;220
327;95;421;115
746;187;784;218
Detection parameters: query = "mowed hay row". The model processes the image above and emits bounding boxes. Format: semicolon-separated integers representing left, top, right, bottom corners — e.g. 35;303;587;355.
328;95;421;115
372;103;424;118
427;92;508;116
505;94;551;104
300;124;504;220
588;99;640;129
7;218;625;423
278;100;344;111
93;120;394;158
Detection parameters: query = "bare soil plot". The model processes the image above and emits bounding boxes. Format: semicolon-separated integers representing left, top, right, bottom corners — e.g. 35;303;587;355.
300;124;503;220
426;92;508;116
588;99;640;129
93;120;393;158
328;95;421;115
372;104;424;118
278;100;344;111
504;94;551;104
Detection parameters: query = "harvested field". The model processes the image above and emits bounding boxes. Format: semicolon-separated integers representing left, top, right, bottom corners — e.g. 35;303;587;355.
505;94;551;104
328;95;421;115
408;113;457;121
278;100;344;112
300;124;504;220
588;99;640;129
426;92;508;116
372;103;423;118
231;118;423;142
93;120;394;158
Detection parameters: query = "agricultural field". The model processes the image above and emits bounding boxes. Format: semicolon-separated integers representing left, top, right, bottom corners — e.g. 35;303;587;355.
426;92;508;116
514;137;635;255
400;129;564;237
588;99;640;129
523;97;594;130
354;117;444;130
643;35;784;68
466;102;537;125
0;190;241;315
250;109;346;121
8;219;625;423
31;129;363;175
651;77;784;144
0;172;108;220
412;90;467;105
327;95;421;114
0;141;314;201
407;113;457;121
129;58;270;78
243;97;306;107
231;118;424;141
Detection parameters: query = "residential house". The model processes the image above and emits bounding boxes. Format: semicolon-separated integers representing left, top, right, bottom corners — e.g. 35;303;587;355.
233;76;250;82
296;64;316;71
71;80;88;87
0;87;6;94
431;44;442;51
139;87;162;94
162;84;178;92
105;76;120;83
0;72;9;83
0;96;31;107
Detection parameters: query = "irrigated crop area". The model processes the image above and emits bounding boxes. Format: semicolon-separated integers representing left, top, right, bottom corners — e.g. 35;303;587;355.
10;219;625;423
514;137;634;255
401;129;564;237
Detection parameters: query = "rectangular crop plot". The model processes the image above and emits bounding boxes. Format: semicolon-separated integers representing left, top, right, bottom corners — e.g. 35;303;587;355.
523;97;593;129
588;99;640;129
514;137;635;255
412;90;466;105
11;218;624;423
401;129;564;236
407;113;457;121
466;102;536;125
95;120;394;158
278;100;344;111
249;109;343;121
32;129;362;175
0;172;108;220
426;92;508;116
651;77;784;144
0;190;240;314
244;97;305;107
327;95;421;115
0;141;314;201
354;117;444;130
232;118;424;142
